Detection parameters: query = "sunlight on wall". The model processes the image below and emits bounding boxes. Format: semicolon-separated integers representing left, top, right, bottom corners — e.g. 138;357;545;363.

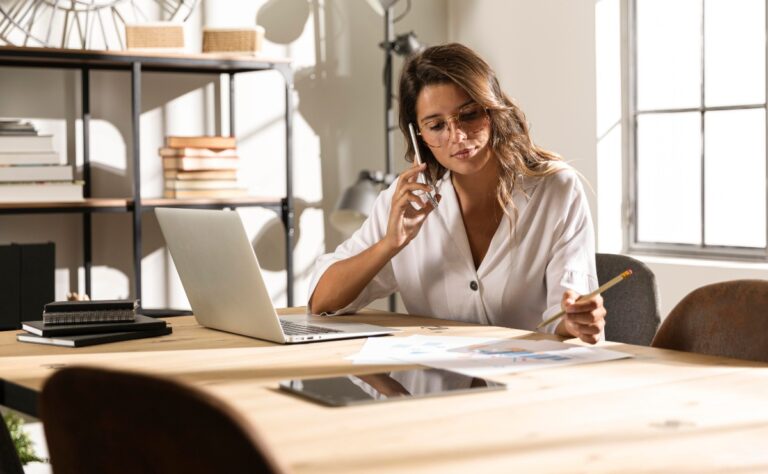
595;0;622;253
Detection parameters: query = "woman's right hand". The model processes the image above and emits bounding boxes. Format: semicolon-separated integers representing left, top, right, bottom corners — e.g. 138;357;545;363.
382;163;440;254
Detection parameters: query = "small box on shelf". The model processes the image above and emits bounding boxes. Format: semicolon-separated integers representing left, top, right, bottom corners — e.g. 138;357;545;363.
202;26;265;54
125;22;185;52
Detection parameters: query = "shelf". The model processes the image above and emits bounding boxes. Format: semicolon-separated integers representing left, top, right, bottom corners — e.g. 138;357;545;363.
0;46;291;74
0;196;285;214
0;46;295;305
0;198;128;214
138;196;283;210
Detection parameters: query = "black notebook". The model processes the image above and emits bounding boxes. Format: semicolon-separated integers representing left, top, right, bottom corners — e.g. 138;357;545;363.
16;326;172;348
42;299;138;325
22;314;165;337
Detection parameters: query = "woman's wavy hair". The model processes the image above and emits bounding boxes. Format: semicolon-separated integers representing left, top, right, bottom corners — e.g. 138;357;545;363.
398;43;564;217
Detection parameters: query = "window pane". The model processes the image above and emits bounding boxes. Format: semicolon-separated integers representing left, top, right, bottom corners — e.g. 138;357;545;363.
704;109;766;248
636;0;702;110
705;0;765;107
637;113;702;244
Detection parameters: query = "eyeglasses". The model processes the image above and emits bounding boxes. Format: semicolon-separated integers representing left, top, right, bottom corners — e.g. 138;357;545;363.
417;103;489;148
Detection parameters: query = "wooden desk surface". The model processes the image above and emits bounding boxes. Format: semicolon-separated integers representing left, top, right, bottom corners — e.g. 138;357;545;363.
2;308;768;473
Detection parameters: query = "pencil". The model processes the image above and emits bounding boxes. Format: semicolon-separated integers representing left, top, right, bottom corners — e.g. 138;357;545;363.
536;269;633;329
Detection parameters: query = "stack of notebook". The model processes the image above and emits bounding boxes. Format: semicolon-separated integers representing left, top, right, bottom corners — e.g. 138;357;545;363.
16;299;172;347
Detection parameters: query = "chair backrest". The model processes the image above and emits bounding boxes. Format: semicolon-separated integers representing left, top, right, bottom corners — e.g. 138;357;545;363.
652;279;768;363
39;366;286;474
0;413;24;474
596;253;661;345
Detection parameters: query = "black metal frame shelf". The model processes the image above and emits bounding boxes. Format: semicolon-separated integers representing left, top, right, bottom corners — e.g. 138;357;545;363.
0;46;295;307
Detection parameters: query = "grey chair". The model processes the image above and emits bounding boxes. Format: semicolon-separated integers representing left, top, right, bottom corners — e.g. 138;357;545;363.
652;280;768;363
596;253;661;345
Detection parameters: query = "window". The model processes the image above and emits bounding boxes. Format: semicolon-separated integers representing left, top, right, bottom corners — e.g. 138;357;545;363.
629;0;767;259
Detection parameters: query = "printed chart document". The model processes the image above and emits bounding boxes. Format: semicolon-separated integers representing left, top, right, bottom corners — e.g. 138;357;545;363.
347;335;631;377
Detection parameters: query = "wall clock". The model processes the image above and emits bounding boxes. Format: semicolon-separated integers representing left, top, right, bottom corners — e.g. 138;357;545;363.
0;0;198;49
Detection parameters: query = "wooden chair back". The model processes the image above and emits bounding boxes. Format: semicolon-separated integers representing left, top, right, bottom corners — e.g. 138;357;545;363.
652;279;768;362
40;366;286;474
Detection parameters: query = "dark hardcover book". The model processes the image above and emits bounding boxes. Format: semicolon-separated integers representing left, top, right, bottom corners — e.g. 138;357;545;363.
0;245;21;330
16;326;172;348
19;243;55;323
22;314;165;337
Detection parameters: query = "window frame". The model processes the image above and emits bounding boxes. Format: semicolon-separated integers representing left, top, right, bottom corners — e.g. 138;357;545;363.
626;0;768;261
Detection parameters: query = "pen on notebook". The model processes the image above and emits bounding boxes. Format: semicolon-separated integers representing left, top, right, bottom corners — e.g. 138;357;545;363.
536;269;633;329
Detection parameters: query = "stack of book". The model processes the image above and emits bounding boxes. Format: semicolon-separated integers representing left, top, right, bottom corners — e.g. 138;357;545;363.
0;120;83;202
161;136;247;199
16;299;172;347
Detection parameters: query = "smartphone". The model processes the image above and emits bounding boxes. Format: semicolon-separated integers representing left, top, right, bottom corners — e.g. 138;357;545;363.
408;123;439;208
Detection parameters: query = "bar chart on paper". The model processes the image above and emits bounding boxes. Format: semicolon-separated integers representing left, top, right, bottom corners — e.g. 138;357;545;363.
347;335;631;377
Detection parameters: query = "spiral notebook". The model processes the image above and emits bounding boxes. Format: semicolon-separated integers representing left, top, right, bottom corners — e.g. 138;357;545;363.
42;299;138;325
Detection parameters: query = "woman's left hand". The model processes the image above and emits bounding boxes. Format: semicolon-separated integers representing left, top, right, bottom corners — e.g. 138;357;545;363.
555;290;606;344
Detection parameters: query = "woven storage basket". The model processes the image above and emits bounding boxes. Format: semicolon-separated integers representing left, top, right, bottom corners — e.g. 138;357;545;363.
125;23;184;50
202;26;264;53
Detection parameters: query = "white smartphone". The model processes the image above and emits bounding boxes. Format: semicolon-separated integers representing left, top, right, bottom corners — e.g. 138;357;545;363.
407;123;439;208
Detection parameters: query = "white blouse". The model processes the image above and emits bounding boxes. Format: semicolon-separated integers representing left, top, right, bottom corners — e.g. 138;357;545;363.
308;166;598;334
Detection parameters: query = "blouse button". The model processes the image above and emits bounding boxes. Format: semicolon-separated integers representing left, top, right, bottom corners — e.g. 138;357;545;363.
469;280;479;291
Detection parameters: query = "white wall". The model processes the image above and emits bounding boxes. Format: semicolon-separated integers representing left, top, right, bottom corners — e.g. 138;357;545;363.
448;0;598;224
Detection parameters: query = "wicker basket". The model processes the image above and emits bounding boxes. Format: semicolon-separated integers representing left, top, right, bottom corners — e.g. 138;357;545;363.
202;26;265;54
125;22;185;50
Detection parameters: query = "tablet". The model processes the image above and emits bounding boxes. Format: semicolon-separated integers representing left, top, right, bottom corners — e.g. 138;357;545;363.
278;368;505;406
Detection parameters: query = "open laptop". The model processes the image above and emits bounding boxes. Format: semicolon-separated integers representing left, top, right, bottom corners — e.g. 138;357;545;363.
155;207;397;344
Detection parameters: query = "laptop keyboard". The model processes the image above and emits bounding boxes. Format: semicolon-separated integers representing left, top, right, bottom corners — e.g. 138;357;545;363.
280;320;343;336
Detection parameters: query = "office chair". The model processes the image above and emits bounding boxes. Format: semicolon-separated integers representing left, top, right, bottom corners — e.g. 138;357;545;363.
0;412;24;474
652;279;768;363
39;366;286;474
596;253;661;346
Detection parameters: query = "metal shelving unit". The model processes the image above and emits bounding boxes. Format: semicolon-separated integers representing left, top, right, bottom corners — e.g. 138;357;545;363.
0;46;295;309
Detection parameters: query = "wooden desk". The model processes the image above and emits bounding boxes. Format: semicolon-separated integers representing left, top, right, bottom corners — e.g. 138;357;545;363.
2;308;768;473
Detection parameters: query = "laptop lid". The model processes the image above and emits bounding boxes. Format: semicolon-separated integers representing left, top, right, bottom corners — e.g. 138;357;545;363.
155;207;287;343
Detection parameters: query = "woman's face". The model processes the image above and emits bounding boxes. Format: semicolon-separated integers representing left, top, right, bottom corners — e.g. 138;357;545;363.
415;82;493;177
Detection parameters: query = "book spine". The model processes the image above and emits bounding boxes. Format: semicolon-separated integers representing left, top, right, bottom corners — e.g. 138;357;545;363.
0;164;73;182
0;244;21;330
20;243;54;324
43;309;136;325
0;152;61;165
162;157;239;171
165;136;237;149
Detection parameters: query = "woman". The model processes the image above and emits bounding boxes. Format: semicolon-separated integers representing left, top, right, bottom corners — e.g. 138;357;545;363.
309;43;605;344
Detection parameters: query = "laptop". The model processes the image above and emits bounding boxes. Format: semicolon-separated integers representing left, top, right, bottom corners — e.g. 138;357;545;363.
155;207;397;344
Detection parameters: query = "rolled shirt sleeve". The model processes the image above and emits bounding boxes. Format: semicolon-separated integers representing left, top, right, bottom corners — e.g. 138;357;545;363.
541;171;599;334
307;180;399;315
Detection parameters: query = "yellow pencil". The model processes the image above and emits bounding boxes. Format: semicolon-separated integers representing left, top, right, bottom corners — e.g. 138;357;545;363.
536;269;633;329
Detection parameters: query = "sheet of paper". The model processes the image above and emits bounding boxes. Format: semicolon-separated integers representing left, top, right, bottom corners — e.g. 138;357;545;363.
346;335;500;364
347;335;632;377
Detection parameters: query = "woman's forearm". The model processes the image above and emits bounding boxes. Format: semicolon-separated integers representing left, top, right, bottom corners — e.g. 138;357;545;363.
309;239;398;314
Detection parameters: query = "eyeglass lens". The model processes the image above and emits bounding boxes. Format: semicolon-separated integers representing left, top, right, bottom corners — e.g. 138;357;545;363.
419;104;487;147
